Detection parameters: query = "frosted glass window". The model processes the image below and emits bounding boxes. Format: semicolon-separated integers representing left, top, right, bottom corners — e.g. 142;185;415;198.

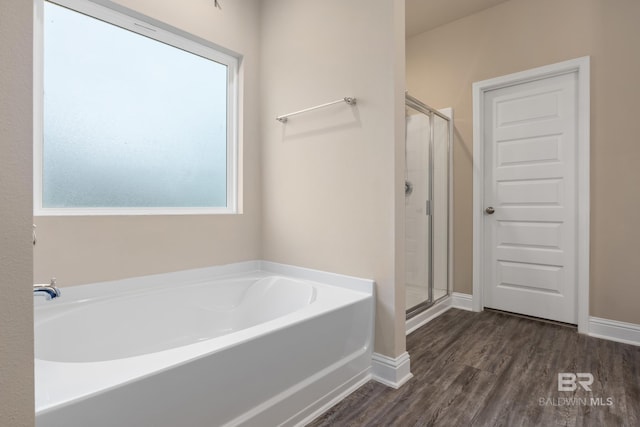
40;1;236;211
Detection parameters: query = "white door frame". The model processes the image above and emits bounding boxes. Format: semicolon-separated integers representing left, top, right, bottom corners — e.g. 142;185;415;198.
472;56;590;333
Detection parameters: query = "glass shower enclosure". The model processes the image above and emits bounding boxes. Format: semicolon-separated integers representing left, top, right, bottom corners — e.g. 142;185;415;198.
405;94;451;319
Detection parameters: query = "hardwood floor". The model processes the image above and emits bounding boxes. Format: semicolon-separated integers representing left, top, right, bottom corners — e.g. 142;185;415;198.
308;309;640;427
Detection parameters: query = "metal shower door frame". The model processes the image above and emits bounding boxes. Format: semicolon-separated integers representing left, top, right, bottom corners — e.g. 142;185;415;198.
405;93;451;320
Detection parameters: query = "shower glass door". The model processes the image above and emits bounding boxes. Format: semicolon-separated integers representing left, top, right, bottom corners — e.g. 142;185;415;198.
405;110;432;314
405;95;450;318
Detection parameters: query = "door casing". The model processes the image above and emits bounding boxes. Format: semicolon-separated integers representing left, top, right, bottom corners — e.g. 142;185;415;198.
472;57;590;333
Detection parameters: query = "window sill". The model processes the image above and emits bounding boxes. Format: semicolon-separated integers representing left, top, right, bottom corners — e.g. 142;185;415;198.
34;207;237;216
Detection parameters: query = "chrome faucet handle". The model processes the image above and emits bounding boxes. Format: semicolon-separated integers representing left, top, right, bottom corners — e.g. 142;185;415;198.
33;278;61;300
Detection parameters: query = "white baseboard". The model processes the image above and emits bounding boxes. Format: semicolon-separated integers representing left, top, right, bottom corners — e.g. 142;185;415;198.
406;291;640;350
371;352;413;389
588;316;640;347
451;292;473;311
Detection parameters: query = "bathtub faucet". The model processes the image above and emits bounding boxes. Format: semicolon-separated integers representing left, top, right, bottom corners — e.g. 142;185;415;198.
34;278;61;300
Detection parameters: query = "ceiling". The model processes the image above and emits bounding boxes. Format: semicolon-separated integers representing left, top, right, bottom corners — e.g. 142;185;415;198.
405;0;511;37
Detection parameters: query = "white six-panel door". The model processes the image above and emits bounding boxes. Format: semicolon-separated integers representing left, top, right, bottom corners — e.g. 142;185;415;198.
482;71;578;324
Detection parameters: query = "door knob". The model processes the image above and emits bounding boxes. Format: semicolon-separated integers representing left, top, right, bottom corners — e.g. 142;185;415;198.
485;207;495;214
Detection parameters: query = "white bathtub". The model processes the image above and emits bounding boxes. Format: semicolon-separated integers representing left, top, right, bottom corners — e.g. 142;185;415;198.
35;261;374;427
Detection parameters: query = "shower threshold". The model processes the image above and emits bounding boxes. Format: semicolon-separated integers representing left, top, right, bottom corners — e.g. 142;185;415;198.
406;288;448;320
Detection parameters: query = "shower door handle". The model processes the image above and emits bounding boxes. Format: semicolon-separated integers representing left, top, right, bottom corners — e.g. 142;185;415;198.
485;206;495;214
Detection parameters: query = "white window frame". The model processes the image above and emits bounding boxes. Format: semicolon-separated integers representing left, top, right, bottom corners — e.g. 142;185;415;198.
34;0;239;216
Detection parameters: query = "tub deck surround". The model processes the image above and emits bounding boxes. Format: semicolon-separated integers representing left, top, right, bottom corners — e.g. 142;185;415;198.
34;261;375;427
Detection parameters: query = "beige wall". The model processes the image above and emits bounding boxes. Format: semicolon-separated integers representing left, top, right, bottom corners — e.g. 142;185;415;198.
0;1;35;425
407;0;640;324
260;0;407;357
33;0;408;359
34;0;263;286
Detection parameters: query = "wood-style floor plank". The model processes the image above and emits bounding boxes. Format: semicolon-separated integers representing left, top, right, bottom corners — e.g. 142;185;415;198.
308;309;640;427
